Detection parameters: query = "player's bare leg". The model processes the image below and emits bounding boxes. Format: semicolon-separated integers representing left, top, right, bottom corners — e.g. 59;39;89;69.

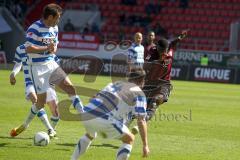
36;93;56;138
57;77;84;112
10;92;38;137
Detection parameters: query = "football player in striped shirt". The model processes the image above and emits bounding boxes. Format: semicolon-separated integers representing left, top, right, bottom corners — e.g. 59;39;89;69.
71;69;150;160
10;3;84;138
10;44;60;137
128;32;145;71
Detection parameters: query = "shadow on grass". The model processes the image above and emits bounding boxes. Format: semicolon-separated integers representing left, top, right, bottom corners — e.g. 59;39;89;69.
91;143;118;149
0;143;8;147
55;148;71;151
0;136;32;140
56;143;76;147
56;143;118;149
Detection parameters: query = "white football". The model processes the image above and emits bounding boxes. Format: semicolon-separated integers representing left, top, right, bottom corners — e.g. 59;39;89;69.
33;131;50;146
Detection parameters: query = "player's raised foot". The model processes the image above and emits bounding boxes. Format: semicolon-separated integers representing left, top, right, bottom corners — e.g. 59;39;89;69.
10;124;28;137
131;126;139;135
48;129;57;139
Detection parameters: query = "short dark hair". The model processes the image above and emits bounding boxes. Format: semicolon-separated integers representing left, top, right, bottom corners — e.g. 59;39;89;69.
42;3;62;19
157;38;169;53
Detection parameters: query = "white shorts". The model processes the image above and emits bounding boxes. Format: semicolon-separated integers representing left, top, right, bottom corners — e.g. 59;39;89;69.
46;87;58;103
83;117;131;139
29;61;59;94
25;85;58;103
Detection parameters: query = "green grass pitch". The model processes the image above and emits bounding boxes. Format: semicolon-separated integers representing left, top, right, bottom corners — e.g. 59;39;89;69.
0;70;240;160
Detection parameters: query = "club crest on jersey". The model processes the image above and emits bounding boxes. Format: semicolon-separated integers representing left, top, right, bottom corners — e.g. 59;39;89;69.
27;32;33;37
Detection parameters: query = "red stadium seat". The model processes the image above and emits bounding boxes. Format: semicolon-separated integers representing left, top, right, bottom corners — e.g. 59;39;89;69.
193;23;200;30
216;17;224;24
213;32;219;38
179;23;188;29
102;11;111;17
225;4;233;10
210;3;217;9
203;23;210;30
176;16;184;22
170;15;177;21
185;16;193;22
200;17;207;23
218;25;225;31
172;23;180;29
233;5;240;10
210;24;218;31
206;31;213;38
198;31;205;38
61;0;237;51
222;31;229;39
197;9;205;16
189;9;198;15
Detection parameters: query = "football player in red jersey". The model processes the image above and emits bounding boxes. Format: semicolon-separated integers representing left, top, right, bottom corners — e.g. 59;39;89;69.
143;30;189;120
144;31;157;60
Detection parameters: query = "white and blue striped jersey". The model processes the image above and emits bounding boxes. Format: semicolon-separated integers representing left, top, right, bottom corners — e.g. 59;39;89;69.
14;44;60;88
84;81;147;124
25;20;59;64
128;43;144;65
14;45;33;88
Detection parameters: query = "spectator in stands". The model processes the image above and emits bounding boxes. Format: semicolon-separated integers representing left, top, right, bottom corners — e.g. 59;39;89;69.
179;0;189;9
82;23;91;34
12;2;22;20
91;22;100;33
154;22;167;38
0;40;3;50
141;15;152;27
145;1;162;15
63;19;75;32
119;12;126;25
118;26;125;41
122;0;137;5
19;0;28;15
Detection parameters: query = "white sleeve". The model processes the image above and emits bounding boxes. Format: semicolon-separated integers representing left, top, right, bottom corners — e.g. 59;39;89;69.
11;62;22;76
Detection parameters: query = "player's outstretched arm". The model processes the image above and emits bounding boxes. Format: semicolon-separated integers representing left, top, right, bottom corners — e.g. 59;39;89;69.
137;116;150;158
169;29;189;49
10;62;22;85
178;29;190;40
26;42;55;54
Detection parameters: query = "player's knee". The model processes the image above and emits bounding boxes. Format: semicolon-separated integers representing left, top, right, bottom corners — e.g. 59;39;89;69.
86;133;96;140
59;80;76;95
29;93;37;104
155;94;166;105
122;133;135;144
31;97;37;104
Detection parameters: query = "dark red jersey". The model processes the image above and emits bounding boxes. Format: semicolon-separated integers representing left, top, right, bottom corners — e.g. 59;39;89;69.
161;48;174;80
144;47;174;82
144;43;158;61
